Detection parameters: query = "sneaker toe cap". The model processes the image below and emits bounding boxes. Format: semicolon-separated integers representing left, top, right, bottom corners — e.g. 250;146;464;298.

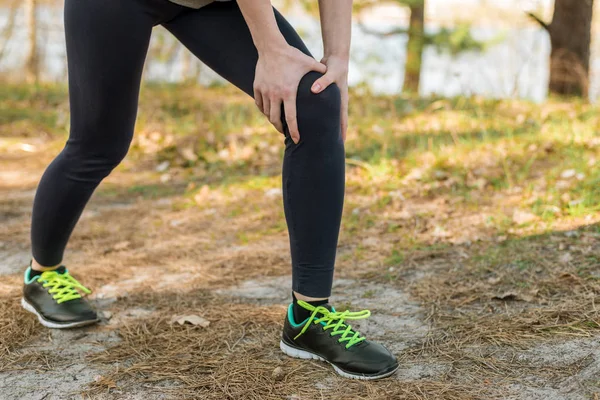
342;342;398;375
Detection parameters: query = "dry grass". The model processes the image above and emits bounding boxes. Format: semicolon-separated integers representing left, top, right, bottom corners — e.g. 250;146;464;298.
84;291;480;400
0;292;42;359
1;84;600;398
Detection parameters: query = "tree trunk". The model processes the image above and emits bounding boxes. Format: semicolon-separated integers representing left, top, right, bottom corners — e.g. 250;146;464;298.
403;1;425;94
24;0;39;83
548;0;593;97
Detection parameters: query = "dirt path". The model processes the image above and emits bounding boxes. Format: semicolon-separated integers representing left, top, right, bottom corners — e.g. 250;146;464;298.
2;104;600;399
1;184;599;399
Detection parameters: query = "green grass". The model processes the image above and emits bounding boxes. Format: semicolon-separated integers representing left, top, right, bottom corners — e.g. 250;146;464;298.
2;82;599;224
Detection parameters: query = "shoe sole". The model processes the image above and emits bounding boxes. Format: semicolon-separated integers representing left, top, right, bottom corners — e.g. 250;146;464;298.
280;340;399;380
21;298;99;329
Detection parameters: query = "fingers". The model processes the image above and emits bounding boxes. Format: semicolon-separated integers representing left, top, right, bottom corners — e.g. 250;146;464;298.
311;72;335;94
262;94;271;118
254;88;263;113
310;58;327;74
269;98;283;133
284;94;300;144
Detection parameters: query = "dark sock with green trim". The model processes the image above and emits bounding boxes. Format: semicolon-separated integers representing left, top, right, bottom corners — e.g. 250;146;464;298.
26;264;63;282
292;293;329;323
27;268;44;280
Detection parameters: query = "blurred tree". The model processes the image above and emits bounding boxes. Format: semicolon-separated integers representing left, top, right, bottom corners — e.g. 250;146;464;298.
0;0;19;62
25;0;39;83
528;0;594;98
353;0;484;94
404;0;424;93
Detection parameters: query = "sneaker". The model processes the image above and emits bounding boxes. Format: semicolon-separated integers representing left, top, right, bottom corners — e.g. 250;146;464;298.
22;266;99;329
280;300;399;380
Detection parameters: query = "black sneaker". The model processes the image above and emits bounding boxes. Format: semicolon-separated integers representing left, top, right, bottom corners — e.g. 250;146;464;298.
22;266;98;329
280;300;399;380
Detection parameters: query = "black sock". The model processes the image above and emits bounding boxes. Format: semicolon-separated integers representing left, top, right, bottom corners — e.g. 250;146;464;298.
27;268;44;280
292;293;329;323
26;263;63;282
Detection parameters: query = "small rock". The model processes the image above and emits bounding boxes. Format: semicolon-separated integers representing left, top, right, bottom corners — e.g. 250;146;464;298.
272;366;285;381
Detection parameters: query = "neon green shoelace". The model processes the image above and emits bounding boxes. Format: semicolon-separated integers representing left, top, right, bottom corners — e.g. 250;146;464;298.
38;270;91;304
294;300;371;349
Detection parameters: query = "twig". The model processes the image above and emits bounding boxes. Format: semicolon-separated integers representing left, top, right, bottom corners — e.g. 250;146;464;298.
526;12;551;33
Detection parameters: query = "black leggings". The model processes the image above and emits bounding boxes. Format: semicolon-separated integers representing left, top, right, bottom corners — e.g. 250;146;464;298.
30;0;345;298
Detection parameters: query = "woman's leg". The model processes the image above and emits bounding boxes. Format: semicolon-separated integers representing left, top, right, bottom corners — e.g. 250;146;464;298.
163;2;345;300
163;2;397;380
24;0;172;328
30;0;159;267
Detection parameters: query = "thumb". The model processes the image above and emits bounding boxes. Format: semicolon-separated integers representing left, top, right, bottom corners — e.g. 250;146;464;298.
311;73;335;94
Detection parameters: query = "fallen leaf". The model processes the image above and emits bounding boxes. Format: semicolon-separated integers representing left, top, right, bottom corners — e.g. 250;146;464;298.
492;291;535;302
493;292;519;301
361;237;379;247
170;315;210;327
94;375;117;389
194;185;211;205
487;277;502;285
432;226;450;238
559;252;573;264
560;169;576;179
155;161;170;172
180;147;197;162
113;241;130;251
264;188;282;198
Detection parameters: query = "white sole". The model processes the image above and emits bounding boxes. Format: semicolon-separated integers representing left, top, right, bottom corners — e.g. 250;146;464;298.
280;340;399;380
21;298;98;329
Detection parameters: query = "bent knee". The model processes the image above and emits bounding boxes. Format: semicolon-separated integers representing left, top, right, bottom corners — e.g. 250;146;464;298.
297;71;341;116
62;138;130;179
294;71;342;144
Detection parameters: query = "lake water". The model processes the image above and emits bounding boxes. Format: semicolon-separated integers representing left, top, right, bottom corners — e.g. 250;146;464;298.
0;5;598;102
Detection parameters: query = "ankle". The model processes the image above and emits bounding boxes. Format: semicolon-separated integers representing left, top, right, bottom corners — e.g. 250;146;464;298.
31;259;61;272
293;291;328;303
292;292;329;323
